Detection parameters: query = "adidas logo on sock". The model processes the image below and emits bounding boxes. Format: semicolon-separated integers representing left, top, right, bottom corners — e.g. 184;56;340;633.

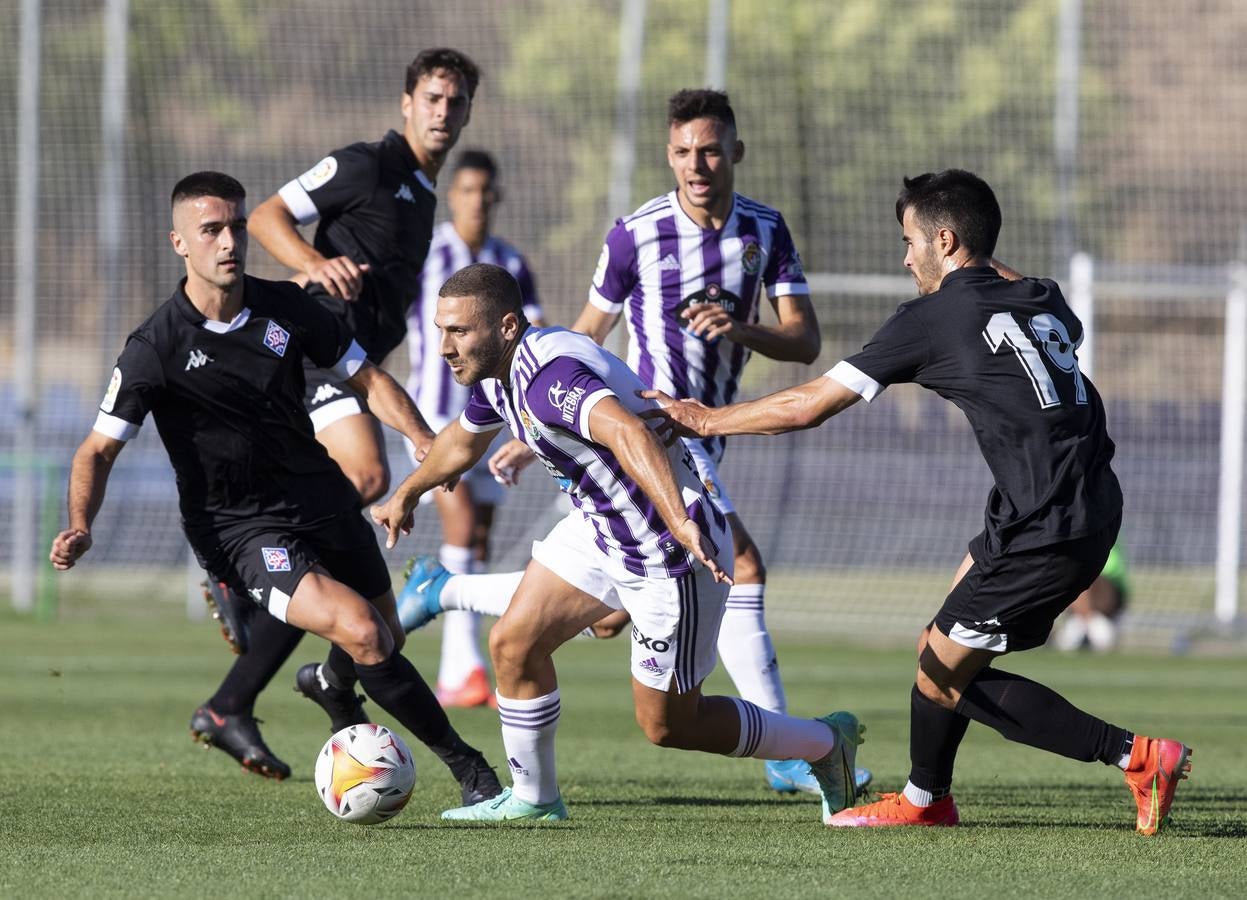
507;756;530;776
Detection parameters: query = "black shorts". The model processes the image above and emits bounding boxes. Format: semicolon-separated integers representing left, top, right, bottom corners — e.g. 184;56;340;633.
933;516;1121;653
189;511;391;623
304;362;369;433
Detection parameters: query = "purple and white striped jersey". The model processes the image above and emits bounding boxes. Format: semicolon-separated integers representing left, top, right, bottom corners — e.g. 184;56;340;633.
588;191;808;462
407;221;544;429
460;326;724;579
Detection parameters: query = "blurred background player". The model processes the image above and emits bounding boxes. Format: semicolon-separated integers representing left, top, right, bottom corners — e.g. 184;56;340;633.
1052;542;1129;652
404;149;545;707
49;172;501;806
196;49;480;763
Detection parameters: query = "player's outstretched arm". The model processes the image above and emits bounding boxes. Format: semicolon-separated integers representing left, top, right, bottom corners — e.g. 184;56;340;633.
588;397;731;584
682;293;821;364
570;302;620;346
642;373;861;440
370;420;499;549
49;431;126;570
249;193;368;300
346;362;436;460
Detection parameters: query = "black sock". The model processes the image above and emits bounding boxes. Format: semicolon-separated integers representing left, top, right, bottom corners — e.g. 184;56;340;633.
321;644;359;691
908;684;971;795
955;668;1129;765
353;648;454;749
209;611;304;716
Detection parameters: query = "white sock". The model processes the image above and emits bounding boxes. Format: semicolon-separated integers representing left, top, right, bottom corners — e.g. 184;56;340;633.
438;545;484;686
902;781;934;807
440;570;525;617
726;697;835;761
717;585;788;714
497;690;562;805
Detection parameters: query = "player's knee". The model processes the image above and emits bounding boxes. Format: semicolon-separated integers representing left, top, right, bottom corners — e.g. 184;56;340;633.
914;665;957;710
733;544;765;584
339;610;392;664
488;619;537;678
636;712;686;749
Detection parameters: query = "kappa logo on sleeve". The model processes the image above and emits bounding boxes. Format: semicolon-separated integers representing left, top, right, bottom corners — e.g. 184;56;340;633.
548;380;588;425
261;547;292;572
263;321;290;357
297;156;338;192
100;367;122;413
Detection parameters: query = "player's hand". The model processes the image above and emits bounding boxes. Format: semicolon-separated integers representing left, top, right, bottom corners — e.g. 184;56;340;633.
49;528;92;571
305;256;370;301
638;390;711;443
682;302;741;342
370;494;417;550
489;439;537;487
670;518;732;585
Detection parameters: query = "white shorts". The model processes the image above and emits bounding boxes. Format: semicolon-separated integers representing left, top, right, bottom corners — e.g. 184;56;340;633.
403;432;506;508
685;439;735;516
530;511;731;693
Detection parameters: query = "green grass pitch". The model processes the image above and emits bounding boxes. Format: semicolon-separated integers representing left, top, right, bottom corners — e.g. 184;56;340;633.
1;602;1244;898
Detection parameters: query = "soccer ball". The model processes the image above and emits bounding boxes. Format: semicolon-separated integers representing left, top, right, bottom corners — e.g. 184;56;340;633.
314;723;416;824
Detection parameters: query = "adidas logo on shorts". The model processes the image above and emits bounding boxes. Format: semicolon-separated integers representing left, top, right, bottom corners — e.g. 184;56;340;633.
639;657;664;676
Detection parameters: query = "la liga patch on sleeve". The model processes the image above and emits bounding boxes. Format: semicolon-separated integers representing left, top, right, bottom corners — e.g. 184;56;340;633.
297;156;338;192
101;367;122;413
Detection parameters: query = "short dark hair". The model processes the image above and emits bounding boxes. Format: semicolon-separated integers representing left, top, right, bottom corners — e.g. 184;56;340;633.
170;171;245;208
667;88;736;131
452;148;497;182
895;169;1001;258
439;262;524;321
405;48;480;100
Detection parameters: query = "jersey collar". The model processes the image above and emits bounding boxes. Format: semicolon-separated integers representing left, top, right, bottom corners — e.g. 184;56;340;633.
172;275;253;330
669;189;737;234
940;265;1002;288
384;128;436;193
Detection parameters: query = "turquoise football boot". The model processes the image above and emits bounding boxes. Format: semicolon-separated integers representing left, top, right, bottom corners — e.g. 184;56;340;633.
396;555;451;632
441;787;569;821
806;711;866;822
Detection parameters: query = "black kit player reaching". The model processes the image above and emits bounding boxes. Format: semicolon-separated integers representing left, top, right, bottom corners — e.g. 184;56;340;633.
50;172;501;805
191;48;480;765
646;169;1191;836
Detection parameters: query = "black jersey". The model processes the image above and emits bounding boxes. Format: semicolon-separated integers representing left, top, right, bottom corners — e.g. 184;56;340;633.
830;266;1122;554
277;129;437;362
94;275;365;530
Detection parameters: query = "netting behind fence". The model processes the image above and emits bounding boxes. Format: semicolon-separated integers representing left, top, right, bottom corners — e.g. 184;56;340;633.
2;0;1244;642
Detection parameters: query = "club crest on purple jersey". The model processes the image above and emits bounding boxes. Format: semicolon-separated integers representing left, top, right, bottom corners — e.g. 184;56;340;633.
519;409;541;442
263;321;290;357
741;241;762;274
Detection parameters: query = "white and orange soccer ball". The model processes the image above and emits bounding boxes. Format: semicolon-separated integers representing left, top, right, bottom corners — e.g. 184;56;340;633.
314;723;416;824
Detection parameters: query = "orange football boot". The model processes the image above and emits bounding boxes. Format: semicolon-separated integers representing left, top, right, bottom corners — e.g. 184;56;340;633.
826;791;959;828
436;665;498;709
1124;735;1192;836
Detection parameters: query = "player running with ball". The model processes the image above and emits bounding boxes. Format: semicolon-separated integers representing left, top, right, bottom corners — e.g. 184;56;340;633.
372;262;865;823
